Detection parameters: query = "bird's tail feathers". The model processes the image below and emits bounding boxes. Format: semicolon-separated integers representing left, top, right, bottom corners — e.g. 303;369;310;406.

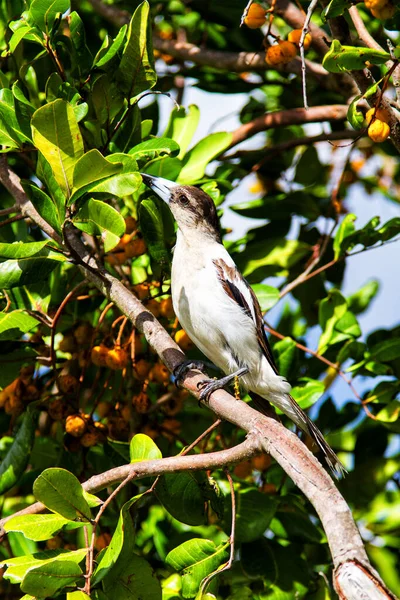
288;395;346;479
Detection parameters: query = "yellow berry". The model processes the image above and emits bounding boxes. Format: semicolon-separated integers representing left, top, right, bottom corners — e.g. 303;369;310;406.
370;2;395;18
80;431;99;447
134;358;151;380
106;347;129;370
244;3;267;28
91;345;110;367
364;0;388;8
174;329;194;351
251;453;272;471
159;297;175;319
58;374;79;395
132;391;151;413
287;29;312;50
233;460;253;479
265;41;297;66
149;362;170;384
65;414;87;437
366;107;390;124
368;119;390;143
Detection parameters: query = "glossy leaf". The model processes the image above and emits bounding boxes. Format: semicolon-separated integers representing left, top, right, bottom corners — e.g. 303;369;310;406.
103;553;161;600
31;99;84;196
178;132;232;184
323;40;390;73
116;1;156;98
333;214;357;259
225;487;278;543
0;310;39;341
33;468;92;521
68;11;92;77
22;181;63;233
322;0;348;20
0;245;65;289
129;138;180;162
29;0;70;33
251;284;280;311
72;149;122;193
92;73;124;125
375;401;400;423
93;26;127;70
163;105;200;159
139;197;171;265
318;290;361;353
0;405;37;494
93;495;144;585
166;538;228;598
1;548;87;584
156;472;208;526
370;339;400;362
4;514;80;542
130;433;162;463
291;379;325;410
73;199;126;252
348;280;379;315
0;88;32;147
273;337;297;379
241;239;310;278
347;96;364;130
22;560;82;596
68;592;92;600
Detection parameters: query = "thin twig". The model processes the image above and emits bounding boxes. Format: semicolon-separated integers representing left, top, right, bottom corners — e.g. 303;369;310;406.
0;205;17;217
0;214;27;227
300;0;319;109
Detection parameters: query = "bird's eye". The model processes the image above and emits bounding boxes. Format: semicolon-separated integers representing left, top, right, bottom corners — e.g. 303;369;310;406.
178;194;190;206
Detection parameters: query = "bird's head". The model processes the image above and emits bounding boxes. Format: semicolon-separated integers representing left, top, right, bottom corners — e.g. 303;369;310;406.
141;174;221;242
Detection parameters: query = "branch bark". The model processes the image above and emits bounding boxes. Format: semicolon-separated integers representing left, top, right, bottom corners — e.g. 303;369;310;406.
229;104;348;148
0;161;397;599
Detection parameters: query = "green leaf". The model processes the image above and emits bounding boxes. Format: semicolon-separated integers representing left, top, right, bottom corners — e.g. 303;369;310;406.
139;198;171;265
225;488;278;543
68;592;92;600
72;149;122;193
322;40;390;73
347;96;364;130
0;310;39;341
0;244;65;289
291;379;325;410
68;11;92;77
129;138;180;162
241;239;310;278
73;199;126;252
0;347;36;388
318;290;360;353
116;1;156;98
163;105;200;159
22;559;82;596
322;0;348;20
156;472;208;526
22;181;63;233
370;338;400;362
93;495;144;585
273;337;297;379
178;132;233;184
376;400;400;423
0;405;37;494
33;468;92;521
103;553;161;600
333;214;356;259
93;26;127;70
295;147;321;187
1;548;87;584
92;73;124;126
4;513;80;542
348;280;379;314
31;99;84;197
29;0;70;33
241;538;277;583
0;88;32;147
130;433;162;463
166;538;229;599
251;284;280;311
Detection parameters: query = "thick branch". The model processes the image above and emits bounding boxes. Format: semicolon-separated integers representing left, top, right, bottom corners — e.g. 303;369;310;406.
1;162;397;599
229;104;348;148
0;437;260;529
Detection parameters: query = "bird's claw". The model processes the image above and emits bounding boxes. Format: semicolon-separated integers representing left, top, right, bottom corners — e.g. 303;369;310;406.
173;360;205;388
197;378;220;402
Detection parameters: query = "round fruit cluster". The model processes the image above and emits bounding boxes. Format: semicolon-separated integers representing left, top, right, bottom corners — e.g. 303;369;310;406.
364;0;396;20
265;30;312;66
366;107;391;143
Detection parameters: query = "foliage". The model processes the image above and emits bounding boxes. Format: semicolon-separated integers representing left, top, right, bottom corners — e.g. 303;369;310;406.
0;0;399;599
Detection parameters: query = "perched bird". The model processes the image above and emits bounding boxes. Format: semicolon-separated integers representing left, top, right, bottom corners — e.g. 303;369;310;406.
141;174;344;477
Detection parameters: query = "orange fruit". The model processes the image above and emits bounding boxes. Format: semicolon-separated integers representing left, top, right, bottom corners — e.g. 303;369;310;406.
233;460;253;478
366;107;390;124
159;297;175;319
244;3;267;28
368;119;390;143
287;29;312;50
265;41;297;66
174;329;194;351
106;347;129;370
91;345;110;367
134;358;151;380
65;414;87;437
251;453;272;471
149;362;170;384
58;374;79;395
124;216;137;234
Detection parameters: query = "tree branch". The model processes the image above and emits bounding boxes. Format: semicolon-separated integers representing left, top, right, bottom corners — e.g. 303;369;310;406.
229;104;348;148
1;162;397;599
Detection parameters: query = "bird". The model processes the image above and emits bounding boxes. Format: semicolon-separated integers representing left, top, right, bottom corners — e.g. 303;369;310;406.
141;173;345;477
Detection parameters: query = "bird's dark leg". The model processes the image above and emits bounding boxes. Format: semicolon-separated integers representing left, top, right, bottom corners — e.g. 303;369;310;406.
173;360;216;388
197;367;249;402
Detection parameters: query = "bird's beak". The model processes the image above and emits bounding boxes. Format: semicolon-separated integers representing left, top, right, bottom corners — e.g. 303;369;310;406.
140;173;178;204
